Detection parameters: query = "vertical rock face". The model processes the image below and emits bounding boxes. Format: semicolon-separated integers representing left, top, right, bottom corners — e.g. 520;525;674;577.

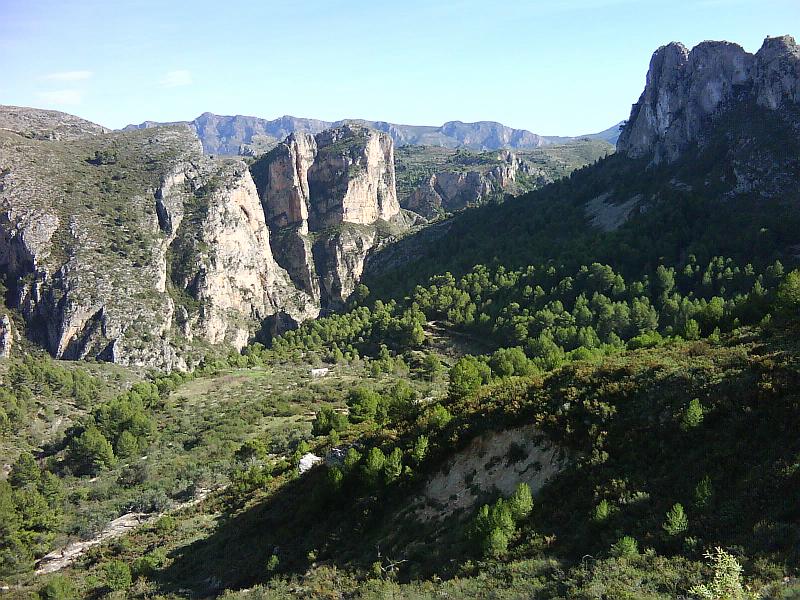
307;124;399;229
0;108;320;369
0;315;14;358
253;124;405;308
169;163;318;350
755;35;800;109
618;35;800;163
404;150;547;219
261;133;317;229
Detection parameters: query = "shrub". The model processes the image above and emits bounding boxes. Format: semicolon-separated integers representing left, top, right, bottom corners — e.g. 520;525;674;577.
363;447;386;487
67;427;116;476
663;503;689;537
694;476;714;509
689;547;757;600
235;438;270;462
482;527;509;557
9;451;40;488
593;499;613;523
265;554;280;574
426;404;452;429
507;483;533;521
610;536;639;558
347;387;383;423
39;575;77;599
449;357;485;398
410;435;429;466
776;269;800;313
681;399;705;430
312;406;348;436
383;448;403;485
103;560;132;592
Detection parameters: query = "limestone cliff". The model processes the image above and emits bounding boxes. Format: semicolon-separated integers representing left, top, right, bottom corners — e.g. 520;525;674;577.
252;124;405;308
618;35;800;163
0;106;317;369
0;315;14;358
404;150;551;219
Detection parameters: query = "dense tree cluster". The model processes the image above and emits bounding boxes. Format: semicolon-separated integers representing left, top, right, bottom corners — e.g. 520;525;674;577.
0;356;99;432
1;452;64;576
265;258;783;376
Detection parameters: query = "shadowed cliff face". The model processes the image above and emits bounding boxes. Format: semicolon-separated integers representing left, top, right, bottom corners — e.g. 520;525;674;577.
618;35;800;164
0;106;318;369
251;124;407;310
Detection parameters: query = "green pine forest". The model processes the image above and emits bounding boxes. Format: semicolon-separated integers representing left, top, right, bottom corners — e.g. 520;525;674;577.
3;104;800;599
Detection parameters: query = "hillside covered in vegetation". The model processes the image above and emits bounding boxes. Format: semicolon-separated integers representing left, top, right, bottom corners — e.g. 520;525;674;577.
2;32;800;600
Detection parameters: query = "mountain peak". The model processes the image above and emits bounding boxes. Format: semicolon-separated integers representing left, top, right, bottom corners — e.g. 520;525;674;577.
617;35;799;163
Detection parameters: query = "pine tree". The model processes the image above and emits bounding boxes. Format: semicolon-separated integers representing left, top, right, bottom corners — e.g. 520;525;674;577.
663;503;689;536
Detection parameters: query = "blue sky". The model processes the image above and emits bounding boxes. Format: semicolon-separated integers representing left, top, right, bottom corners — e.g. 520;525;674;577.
1;0;797;135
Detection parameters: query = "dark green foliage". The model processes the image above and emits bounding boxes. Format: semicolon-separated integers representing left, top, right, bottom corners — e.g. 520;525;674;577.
38;575;78;600
236;438;271;462
365;105;800;305
410;435;429;465
663;503;689;537
1;356;100;434
103;559;132;591
312;406;348;436
777;269;800;313
66;426;116;475
347;387;383;423
449;356;489;398
362;447;386;488
610;536;639;558
0;481;32;576
9;451;40;488
383;448;403;485
421;352;444;381
694;476;713;509
470;484;533;558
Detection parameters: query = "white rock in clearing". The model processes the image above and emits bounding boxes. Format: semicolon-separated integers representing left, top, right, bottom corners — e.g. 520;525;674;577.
298;453;322;474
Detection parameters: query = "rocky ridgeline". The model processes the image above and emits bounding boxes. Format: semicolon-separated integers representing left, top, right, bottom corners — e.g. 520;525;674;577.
126;114;573;156
404;150;551;219
0;108;403;369
252;124;404;308
618;35;800;163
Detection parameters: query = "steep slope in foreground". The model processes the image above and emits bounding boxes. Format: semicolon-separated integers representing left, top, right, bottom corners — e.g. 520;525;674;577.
15;317;800;599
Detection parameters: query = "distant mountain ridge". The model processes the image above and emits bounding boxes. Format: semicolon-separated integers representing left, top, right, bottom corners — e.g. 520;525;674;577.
124;112;622;155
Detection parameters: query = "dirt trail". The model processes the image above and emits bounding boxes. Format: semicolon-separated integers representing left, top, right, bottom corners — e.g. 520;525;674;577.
35;488;215;575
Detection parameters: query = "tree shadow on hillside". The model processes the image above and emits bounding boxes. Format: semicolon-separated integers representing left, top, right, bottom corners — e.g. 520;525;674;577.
157;466;452;597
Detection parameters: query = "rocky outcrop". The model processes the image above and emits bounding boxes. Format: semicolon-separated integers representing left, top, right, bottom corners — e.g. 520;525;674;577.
125;113;330;156
0;113;318;369
618;35;800;163
404;150;550;219
0;315;14;358
755;35;800;109
260;133;317;228
308;125;399;228
253;124;404;308
168;163;318;350
0;105;108;141
125;113;607;156
314;226;377;306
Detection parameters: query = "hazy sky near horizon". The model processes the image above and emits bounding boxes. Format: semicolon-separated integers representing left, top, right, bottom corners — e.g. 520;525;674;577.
1;0;798;135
